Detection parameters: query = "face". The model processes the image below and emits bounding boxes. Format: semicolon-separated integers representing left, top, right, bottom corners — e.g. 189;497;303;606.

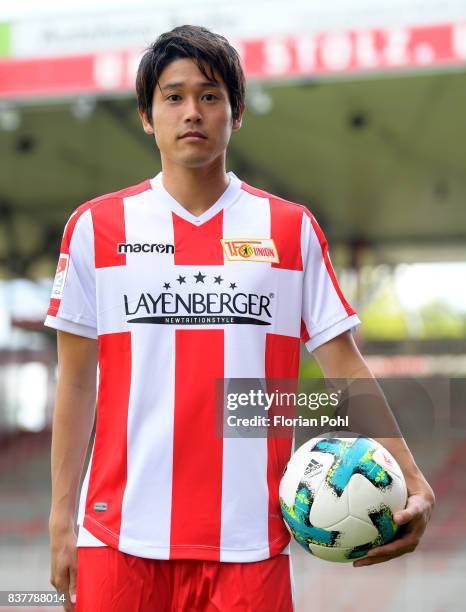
139;58;243;169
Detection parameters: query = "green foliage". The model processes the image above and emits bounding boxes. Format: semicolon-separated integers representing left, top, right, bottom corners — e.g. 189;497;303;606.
299;266;466;355
299;357;323;378
357;286;466;341
419;300;466;338
360;287;409;340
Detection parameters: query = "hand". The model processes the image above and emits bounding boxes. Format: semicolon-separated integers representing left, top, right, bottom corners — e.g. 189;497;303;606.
49;522;78;611
353;486;435;568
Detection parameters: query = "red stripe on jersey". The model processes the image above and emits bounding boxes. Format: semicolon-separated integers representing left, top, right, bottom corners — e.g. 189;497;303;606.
300;318;310;343
61;203;93;255
47;202;93;316
90;180;151;269
240;182;303;271
91;198;126;269
172;211;224;265
265;333;300;557
240;182;271;200
47;298;61;317
269;199;303;271
170;329;224;560
308;213;356;317
83;331;132;548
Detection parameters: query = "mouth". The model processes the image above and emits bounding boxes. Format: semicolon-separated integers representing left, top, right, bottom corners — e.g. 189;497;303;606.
179;131;207;140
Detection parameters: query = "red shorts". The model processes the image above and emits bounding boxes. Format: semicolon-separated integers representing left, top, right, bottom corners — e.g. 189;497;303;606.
76;547;294;612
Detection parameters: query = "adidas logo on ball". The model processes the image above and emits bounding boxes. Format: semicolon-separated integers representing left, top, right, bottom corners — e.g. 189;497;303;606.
304;458;324;477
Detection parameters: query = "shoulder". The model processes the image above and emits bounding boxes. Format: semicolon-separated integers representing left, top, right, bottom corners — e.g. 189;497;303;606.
240;181;319;270
239;180;329;257
75;179;152;219
63;179;152;244
240;180;313;221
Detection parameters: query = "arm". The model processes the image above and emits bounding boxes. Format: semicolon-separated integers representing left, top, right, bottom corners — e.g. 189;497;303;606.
313;331;435;567
49;330;98;609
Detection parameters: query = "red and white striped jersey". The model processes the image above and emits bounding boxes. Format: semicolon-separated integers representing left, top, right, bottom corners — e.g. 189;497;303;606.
45;172;360;562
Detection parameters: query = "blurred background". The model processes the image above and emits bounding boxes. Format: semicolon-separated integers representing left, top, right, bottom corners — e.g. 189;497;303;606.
1;1;465;610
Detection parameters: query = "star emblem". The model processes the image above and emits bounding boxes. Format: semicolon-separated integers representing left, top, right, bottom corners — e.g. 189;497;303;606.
194;271;206;283
214;275;223;285
177;275;186;285
163;282;171;290
229;282;237;290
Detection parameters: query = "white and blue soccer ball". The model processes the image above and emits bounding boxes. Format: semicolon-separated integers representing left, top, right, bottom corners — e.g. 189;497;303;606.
279;434;407;562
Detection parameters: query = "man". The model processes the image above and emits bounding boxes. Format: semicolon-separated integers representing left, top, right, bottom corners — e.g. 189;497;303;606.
46;25;435;612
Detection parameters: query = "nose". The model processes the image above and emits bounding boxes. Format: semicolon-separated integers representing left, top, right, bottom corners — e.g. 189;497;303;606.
183;97;202;124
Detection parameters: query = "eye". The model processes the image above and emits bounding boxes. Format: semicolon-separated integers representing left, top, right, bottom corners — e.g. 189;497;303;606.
202;93;218;102
166;94;181;102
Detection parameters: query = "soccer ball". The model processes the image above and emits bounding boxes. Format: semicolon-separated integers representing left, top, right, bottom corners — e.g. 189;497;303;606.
279;434;407;562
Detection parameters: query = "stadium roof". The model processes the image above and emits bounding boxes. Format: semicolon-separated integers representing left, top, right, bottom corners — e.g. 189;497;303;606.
1;69;465;277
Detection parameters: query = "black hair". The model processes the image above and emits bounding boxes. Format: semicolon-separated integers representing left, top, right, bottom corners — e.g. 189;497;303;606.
136;25;245;123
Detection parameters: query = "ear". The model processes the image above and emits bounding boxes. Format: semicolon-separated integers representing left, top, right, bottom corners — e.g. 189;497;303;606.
138;109;155;135
232;103;245;132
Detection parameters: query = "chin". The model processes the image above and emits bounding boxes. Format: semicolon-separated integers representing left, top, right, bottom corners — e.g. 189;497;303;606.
178;155;215;168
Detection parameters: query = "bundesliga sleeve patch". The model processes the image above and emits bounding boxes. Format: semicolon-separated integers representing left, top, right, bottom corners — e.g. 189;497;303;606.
51;253;70;298
221;238;279;263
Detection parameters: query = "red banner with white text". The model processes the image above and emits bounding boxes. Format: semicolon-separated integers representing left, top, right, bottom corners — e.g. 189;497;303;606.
1;22;465;99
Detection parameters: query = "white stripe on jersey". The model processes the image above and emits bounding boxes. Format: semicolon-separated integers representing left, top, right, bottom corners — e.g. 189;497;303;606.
119;325;176;558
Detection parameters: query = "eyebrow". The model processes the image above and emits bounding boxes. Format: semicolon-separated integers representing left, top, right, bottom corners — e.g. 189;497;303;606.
160;81;220;91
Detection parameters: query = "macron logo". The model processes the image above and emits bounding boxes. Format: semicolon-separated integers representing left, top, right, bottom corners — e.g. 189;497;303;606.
117;242;175;254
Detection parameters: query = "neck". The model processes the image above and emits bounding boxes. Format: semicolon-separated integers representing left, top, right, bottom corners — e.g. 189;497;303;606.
160;156;230;217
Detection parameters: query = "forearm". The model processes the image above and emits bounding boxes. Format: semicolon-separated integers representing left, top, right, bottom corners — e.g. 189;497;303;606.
325;352;434;501
335;361;431;490
50;378;96;531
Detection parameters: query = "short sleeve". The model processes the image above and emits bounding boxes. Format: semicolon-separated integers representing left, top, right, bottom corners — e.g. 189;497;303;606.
44;207;97;339
301;211;360;352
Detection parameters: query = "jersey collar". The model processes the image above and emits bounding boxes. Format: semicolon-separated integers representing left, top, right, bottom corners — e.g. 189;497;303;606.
150;171;241;226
